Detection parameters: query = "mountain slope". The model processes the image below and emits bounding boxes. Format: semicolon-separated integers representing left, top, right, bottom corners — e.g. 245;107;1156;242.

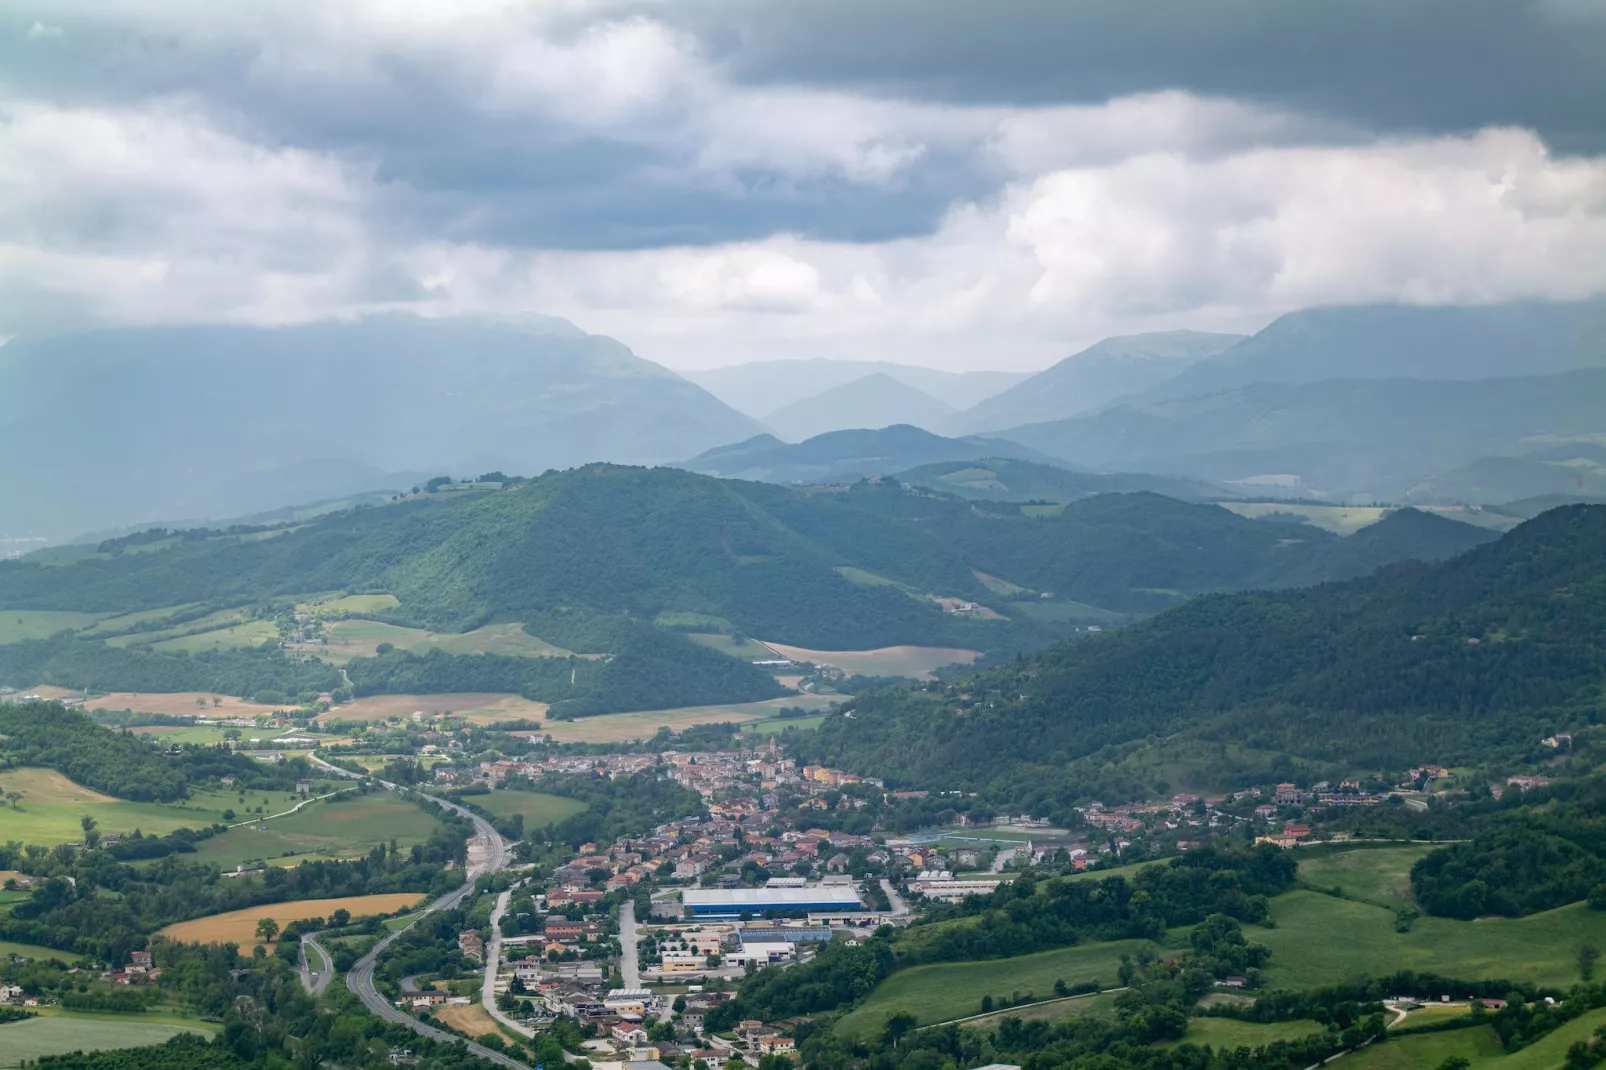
687;359;1028;418
1139;298;1606;402
1000;369;1606;499
678;425;1070;483
952;330;1244;433
794;504;1606;802
764;373;955;441
0;314;760;537
0;466;1496;696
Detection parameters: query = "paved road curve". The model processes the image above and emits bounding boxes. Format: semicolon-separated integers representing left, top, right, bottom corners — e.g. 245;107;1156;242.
310;754;534;1069
301;933;334;996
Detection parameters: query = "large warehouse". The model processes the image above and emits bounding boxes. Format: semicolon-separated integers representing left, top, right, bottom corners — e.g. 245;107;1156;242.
681;885;866;917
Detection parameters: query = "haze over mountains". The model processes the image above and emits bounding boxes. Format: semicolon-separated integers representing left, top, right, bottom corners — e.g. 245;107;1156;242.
0;315;759;537
5;296;1605;542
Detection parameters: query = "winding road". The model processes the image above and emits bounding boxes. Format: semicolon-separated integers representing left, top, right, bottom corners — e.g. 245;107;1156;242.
308;754;535;1069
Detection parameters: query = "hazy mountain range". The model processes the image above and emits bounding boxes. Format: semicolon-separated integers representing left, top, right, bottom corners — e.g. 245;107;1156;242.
6;297;1605;539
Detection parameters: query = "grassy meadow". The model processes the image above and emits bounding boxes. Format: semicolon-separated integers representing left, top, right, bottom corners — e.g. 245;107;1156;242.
1296;843;1439;907
959;991;1119;1030
88;692;289;718
835;938;1157;1039
1167;1017;1326;1050
0;1012;215;1068
758;641;982;680
0;610;108;643
0;767;348;846
0;939;82;962
188;791;441;868
472;790;587;829
1258;891;1606;990
306;619;574;664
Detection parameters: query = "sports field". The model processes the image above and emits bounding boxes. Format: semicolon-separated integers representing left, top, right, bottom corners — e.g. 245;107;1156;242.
159;893;425;951
835;938;1156;1039
472;790;587;829
0;767;329;846
188;791;441;868
0;1012;214;1068
537;694;837;743
328;693;550;725
759;641;982;679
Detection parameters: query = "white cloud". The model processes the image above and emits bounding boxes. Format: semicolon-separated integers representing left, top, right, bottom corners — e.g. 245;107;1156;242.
1;4;1605;370
26;21;62;39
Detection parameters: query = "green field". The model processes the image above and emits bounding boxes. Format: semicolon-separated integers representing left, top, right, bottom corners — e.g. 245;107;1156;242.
1169;1017;1327;1050
304;593;401;616
308;619;573;663
104;607;256;648
472;790;588;829
0;768;324;846
1258;891;1606;990
0;939;82;962
0;609;108;642
1297;844;1438;907
835;938;1157;1039
742;714;826;733
1331;1025;1505;1070
0;1012;214;1067
1218;503;1392;535
80;603;201;636
686;632;776;659
188;791;442;868
959;991;1118;1030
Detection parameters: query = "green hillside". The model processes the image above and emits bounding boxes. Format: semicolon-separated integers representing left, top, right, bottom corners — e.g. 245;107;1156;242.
792;504;1606;805
897;456;1223;502
0;465;1497;713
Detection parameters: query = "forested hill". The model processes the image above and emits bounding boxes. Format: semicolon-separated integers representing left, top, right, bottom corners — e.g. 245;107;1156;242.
0;466;1497;708
792;504;1606;807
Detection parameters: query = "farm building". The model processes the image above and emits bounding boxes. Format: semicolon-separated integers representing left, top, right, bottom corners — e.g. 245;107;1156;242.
681;885;865;917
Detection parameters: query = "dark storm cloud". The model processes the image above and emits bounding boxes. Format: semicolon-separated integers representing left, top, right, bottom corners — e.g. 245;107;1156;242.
674;0;1606;153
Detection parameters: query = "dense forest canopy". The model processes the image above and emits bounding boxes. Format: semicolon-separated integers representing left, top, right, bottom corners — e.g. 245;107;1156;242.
791;505;1606;808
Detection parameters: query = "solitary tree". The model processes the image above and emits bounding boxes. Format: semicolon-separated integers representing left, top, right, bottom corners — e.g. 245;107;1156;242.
80;814;101;849
1580;941;1601;981
6;791;22;810
256;917;281;944
883;1011;917;1049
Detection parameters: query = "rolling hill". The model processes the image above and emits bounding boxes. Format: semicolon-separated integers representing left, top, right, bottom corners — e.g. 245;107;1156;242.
678;425;1067;483
764;373;955;441
793;503;1606;805
950;330;1244;433
0;314;760;538
0;465;1495;712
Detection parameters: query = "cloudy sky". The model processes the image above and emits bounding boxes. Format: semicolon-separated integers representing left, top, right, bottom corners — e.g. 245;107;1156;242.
3;1;1606;371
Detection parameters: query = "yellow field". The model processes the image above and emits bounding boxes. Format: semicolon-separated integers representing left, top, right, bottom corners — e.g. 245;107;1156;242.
536;694;837;743
1217;502;1390;535
432;1002;502;1037
89;692;291;717
326;693;550;725
758;641;982;680
159;893;425;951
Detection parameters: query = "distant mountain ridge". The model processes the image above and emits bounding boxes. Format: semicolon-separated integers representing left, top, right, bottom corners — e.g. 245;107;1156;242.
0;315;760;536
951;329;1244;434
764;373;955;442
687;359;1028;418
1001;368;1606;500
